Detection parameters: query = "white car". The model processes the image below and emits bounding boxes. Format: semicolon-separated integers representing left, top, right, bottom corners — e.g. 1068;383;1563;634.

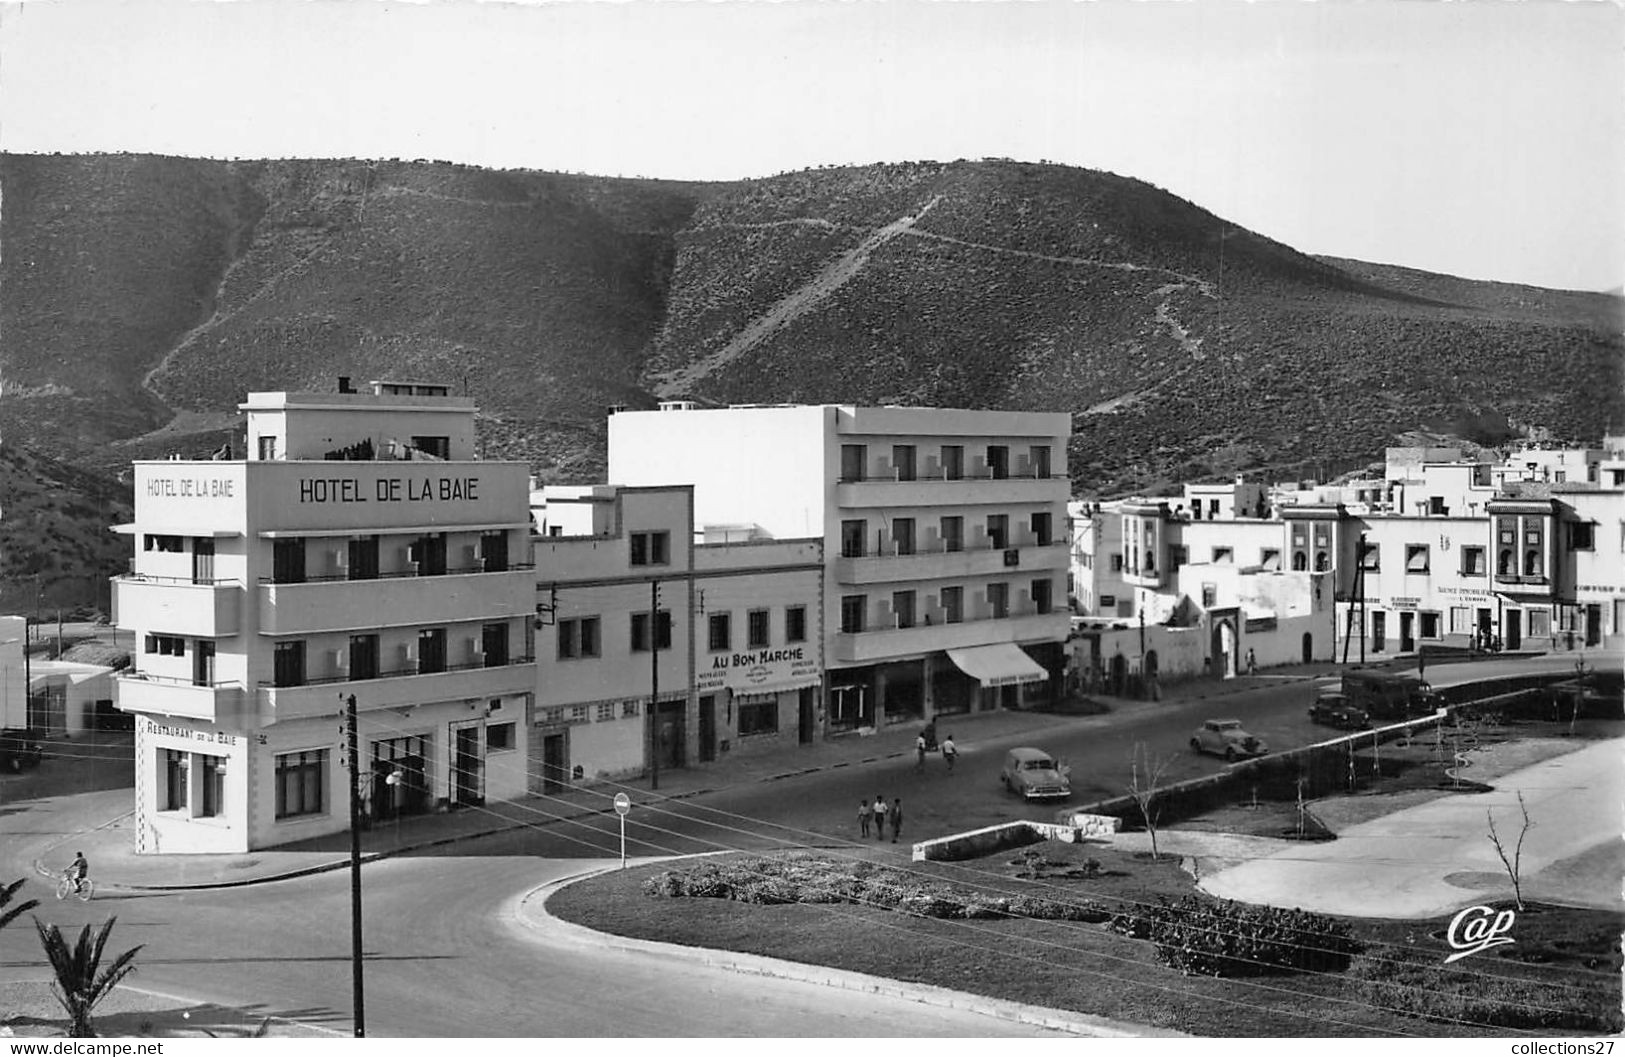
1000;747;1072;800
1189;719;1268;762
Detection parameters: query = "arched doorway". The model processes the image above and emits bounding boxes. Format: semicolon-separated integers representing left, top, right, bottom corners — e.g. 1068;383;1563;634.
1144;649;1159;680
1301;632;1314;664
1211;619;1237;679
1109;653;1128;696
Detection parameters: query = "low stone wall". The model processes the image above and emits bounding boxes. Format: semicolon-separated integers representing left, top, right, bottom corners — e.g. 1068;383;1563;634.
910;815;1122;862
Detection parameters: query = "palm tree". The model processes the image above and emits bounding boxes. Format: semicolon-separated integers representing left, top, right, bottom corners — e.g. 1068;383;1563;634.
1;878;40;932
34;916;143;1037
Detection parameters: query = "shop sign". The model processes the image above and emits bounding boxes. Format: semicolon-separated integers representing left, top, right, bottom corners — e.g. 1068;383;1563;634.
1438;586;1492;601
1390;597;1420;610
296;475;480;504
697;646;820;694
141;716;240;747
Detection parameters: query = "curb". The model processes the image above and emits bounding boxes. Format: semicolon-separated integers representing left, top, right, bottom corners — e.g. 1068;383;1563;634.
515;866;1184;1038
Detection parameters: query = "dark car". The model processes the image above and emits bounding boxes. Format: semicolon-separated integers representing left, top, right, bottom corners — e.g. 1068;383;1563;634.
0;728;44;773
1308;693;1370;730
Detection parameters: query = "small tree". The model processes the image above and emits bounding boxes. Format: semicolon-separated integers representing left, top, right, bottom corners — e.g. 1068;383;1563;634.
1487;791;1534;912
1;878;40;934
34;916;143;1037
1125;742;1173;860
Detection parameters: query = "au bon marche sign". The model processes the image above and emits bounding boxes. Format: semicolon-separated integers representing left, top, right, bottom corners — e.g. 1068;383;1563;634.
697;646;819;695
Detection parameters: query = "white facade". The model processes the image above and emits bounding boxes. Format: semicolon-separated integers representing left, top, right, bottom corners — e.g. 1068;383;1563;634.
114;382;535;853
609;404;1071;729
0;615;26;730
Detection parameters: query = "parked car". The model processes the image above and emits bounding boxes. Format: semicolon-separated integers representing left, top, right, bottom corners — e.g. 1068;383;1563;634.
1338;670;1442;720
1308;693;1371;730
1189;719;1268;761
0;728;44;773
1000;747;1071;800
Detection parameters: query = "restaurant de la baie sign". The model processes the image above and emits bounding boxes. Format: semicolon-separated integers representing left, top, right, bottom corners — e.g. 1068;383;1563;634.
697;646;821;696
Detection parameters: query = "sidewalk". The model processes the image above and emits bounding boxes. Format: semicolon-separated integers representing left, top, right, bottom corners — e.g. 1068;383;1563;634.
4;665;1331;893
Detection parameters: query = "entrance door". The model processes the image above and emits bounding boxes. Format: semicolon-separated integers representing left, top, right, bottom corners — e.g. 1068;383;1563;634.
657;701;684;771
1371;611;1386;653
541;734;567;794
1506;610;1522;650
798;687;815;744
1400;612;1415;653
698;696;716;763
1586;604;1602;646
1301;632;1314;664
453;726;483;807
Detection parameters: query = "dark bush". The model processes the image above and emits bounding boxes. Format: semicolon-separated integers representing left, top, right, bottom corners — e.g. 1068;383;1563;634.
1127;896;1360;977
1349;944;1621;1033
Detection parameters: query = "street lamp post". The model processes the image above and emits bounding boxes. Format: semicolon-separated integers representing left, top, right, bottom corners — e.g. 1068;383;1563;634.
343;693;365;1038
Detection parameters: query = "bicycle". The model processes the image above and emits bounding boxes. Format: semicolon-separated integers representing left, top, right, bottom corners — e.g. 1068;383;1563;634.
55;873;93;902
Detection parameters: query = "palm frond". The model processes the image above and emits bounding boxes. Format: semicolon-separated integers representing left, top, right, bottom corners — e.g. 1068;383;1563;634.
1;878;41;931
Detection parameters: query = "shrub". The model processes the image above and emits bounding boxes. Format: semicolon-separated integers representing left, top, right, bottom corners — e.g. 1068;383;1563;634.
1349;944;1621;1033
1127;896;1359;977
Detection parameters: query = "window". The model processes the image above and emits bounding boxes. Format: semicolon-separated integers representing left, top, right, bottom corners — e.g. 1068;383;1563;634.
257;436;278;461
1170;544;1189;569
893;590;917;629
481;622;509;667
197;755;224;817
748;608;771;648
272;538;307;584
1405;544;1430;574
840;519;867;558
708;613;732;652
1030;445;1051;479
840;444;867;482
941;445;964;480
988;583;1010;619
785;606;807;643
1212;546;1233;564
891;517;916;556
487;722;516;751
568;705;589;724
1461;545;1486;576
1110;553;1123;572
1315;551;1331;572
940;516;964;553
1208;499;1220;519
630;610;672;652
273;641;305;687
596;702;615;722
411;533;447;576
622;701;640;718
348;536;380;580
557;617;600;660
1450;607;1473;634
1032;578;1053;614
1032;512;1052;546
1360;544;1380;571
1498;548;1515;576
630;531;670;566
404;435;448;459
1569;521;1596;550
893;444;916;481
987;514;1009;550
737;698;779;736
163;750;188;812
191;538;215;583
1524;549;1541;576
1529;609;1551;638
275;750;327;819
940;586;965;624
192;640;215;686
144;533;184;553
1420;612;1440;639
350;634;379;680
145;633;186;657
987;445;1009;480
417;629;447;674
480;531;510;572
840;595;867;634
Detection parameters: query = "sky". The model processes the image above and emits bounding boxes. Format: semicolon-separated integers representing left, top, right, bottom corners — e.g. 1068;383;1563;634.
0;0;1620;292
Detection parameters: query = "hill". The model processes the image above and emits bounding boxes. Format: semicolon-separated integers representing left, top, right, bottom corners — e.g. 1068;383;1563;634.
2;153;1620;608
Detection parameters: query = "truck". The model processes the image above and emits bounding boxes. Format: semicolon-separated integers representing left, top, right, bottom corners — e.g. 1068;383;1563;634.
1329;670;1444;721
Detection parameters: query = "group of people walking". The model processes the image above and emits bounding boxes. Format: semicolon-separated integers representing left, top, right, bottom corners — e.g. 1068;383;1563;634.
859;795;904;843
914;725;957;772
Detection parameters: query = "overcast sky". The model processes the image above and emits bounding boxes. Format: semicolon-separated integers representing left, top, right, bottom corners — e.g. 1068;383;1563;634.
1;0;1620;292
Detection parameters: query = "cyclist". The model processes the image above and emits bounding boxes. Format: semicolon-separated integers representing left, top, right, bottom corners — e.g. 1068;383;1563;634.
67;851;89;896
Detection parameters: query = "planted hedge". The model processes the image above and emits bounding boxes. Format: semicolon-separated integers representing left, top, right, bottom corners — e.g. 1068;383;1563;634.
1108;896;1360;977
643;854;1110;922
1349;944;1622;1033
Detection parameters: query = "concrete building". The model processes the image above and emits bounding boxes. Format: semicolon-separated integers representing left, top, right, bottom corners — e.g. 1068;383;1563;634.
1;615;26;730
113;380;536;853
531;483;824;785
608;404;1071;731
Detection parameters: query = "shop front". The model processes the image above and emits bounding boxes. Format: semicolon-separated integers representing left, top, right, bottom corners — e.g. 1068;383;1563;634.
698;643;822;756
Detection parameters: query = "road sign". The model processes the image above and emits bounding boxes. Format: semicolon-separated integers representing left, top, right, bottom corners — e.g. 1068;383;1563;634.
613;793;631;816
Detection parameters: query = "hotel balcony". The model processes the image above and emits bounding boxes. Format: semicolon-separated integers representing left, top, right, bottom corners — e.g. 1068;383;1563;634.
114;576;243;638
258;567;534;635
256;656;537;726
834;540;1068;586
831;611;1068;665
835;474;1067;510
115;672;248;725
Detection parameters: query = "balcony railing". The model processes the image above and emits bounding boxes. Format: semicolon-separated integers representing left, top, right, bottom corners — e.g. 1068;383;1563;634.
258;656;537;724
284;655;535;689
832;609;1067;664
114;672;247;724
834;540;1066;585
257;562;534;585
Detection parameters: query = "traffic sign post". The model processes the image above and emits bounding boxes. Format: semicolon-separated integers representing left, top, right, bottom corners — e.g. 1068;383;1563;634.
613;793;631;869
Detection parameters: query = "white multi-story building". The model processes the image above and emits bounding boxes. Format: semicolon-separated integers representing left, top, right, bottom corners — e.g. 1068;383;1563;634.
113;380;536;853
531;483;823;785
608;403;1071;730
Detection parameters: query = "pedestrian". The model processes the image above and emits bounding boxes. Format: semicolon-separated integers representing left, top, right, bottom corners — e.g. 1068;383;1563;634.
941;733;957;771
890;798;903;843
915;731;928;772
872;795;887;841
858;799;872;838
1246;648;1258;676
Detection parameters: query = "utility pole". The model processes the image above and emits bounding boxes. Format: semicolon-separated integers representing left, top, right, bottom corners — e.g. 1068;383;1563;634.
649;580;660;791
344;694;365;1038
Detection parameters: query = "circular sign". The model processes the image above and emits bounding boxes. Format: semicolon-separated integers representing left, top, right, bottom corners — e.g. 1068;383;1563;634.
613;793;632;816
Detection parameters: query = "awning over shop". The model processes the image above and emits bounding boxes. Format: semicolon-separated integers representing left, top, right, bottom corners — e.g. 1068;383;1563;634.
946;643;1048;688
